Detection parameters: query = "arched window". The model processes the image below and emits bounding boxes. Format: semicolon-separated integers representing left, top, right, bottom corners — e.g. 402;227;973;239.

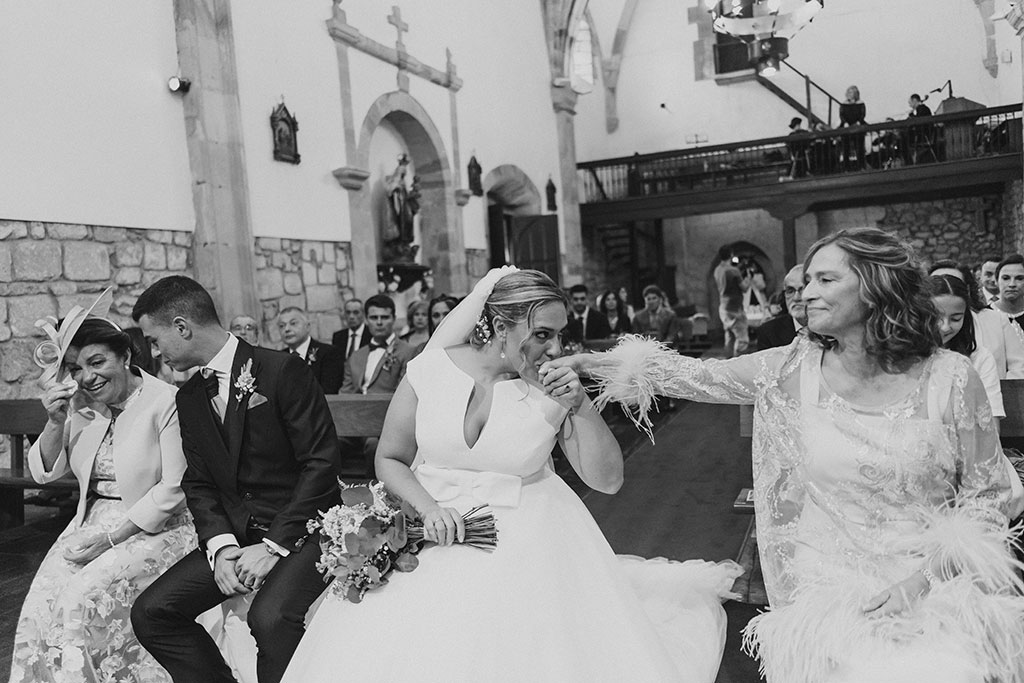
569;19;595;95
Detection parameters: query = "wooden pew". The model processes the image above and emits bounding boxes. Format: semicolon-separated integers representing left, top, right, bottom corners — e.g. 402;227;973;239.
0;399;76;529
0;394;395;529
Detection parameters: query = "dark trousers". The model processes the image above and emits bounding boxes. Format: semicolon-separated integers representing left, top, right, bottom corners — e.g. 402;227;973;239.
131;536;326;683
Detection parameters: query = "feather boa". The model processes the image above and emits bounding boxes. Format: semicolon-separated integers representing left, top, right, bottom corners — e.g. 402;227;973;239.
743;501;1024;683
589;336;680;440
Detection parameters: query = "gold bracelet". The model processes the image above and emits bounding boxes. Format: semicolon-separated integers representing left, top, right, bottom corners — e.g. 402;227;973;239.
105;532;116;550
921;567;939;589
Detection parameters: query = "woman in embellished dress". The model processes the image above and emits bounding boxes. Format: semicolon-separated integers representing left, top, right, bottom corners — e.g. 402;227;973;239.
282;268;740;683
9;292;195;683
556;228;1024;682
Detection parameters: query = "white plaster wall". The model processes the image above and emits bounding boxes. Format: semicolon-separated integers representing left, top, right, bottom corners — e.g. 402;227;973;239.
576;0;1023;161
231;1;350;242
0;1;194;231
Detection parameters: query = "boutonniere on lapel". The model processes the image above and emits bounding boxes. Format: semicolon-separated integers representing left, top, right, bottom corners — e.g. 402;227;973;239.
380;343;397;372
234;358;266;408
306;346;318;365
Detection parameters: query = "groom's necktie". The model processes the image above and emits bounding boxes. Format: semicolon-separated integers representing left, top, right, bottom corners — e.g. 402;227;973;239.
201;367;226;422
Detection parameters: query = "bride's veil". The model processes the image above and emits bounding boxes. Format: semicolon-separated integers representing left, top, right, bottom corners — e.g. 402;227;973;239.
423;266;519;351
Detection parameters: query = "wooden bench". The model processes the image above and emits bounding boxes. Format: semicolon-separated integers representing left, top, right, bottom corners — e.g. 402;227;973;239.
0;394;395;529
0;399;77;529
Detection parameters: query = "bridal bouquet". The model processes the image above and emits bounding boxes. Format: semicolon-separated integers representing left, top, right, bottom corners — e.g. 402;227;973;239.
308;480;498;603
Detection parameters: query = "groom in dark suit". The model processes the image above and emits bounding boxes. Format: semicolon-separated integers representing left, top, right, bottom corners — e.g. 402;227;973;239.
130;276;341;683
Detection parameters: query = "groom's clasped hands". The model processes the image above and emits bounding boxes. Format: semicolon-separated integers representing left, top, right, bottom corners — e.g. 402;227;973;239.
213;544;280;595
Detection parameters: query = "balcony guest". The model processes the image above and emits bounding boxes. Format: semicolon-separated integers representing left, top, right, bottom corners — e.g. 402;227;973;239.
838;85;867;169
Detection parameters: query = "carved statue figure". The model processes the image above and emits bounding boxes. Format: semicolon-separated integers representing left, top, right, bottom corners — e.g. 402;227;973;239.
382;154;420;263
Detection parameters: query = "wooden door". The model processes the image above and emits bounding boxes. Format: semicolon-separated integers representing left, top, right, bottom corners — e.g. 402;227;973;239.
509;215;561;284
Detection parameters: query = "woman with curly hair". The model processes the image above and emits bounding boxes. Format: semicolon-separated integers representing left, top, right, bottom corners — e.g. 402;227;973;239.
551;228;1024;682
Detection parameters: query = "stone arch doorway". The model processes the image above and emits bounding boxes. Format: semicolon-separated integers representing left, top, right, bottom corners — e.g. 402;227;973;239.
484;165;560;281
350;91;466;296
705;240;776;330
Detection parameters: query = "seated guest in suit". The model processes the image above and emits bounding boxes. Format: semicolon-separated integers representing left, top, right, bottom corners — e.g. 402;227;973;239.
632;285;677;342
278;307;344;394
341;294;417;395
12;290;196;683
600;289;633;336
230;314;261;347
401;300;430;348
428;294;460;335
331;298;371;364
565;284;612;344
756;265;807;351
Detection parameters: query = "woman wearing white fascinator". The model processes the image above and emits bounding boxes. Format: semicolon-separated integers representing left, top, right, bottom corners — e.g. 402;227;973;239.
10;287;197;683
282;267;740;683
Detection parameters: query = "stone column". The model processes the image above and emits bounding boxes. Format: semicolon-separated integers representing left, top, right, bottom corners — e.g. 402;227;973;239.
551;84;583;284
172;0;259;320
1006;5;1024;245
767;202;808;270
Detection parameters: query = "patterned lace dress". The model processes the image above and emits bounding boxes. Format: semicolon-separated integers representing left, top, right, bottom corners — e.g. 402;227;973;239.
594;337;1024;683
9;391;197;683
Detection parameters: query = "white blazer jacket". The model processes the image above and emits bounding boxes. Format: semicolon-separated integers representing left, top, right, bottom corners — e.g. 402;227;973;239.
27;370;187;533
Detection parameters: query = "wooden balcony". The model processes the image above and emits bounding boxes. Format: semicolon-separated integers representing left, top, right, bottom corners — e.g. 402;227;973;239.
578;104;1022;225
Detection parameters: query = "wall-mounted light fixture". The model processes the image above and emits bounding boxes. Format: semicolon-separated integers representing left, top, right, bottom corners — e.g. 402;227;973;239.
167;76;191;94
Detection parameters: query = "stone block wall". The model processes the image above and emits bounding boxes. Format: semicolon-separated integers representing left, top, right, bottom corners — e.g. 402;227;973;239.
0;219;193;465
876;193;1004;266
254;238;354;347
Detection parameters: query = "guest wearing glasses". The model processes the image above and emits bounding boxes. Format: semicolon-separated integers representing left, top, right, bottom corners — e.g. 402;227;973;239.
756;266;807;351
229;315;261;347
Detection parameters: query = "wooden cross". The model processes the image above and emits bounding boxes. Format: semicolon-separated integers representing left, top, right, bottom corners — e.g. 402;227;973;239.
387;6;408;48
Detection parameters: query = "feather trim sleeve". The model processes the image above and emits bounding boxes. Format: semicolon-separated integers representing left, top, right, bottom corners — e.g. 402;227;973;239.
589;334;799;438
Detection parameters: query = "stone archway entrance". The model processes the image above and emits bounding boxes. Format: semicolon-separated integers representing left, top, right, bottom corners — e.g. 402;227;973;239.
705;240;776;330
349;91;466;296
484;165;560;282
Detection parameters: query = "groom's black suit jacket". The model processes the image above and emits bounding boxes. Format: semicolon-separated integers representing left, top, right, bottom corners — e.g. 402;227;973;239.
176;340;341;553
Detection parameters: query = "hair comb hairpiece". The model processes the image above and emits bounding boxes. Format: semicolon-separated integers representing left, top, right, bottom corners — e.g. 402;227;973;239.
473;314;493;344
33;286;118;385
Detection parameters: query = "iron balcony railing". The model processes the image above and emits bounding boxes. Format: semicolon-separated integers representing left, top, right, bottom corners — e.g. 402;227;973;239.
578;103;1022;203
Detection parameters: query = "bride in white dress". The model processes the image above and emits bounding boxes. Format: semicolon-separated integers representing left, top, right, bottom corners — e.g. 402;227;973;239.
282;267;740;683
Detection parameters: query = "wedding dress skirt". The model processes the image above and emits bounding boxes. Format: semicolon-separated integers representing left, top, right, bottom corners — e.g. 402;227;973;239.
283;468;739;683
282;349;739;683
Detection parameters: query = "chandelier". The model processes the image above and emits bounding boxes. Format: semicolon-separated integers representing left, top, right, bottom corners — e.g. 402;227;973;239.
705;0;824;77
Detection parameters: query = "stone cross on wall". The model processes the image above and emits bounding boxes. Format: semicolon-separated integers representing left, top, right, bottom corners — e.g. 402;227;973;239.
388;6;408;50
388;5;410;91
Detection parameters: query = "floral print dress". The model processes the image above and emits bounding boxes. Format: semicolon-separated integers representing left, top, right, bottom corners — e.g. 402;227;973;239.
10;394;197;683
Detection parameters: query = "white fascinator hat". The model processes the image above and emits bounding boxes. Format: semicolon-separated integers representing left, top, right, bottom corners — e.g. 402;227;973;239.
33;287;118;385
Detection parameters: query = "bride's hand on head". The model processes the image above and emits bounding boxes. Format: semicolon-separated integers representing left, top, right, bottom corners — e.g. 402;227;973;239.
420;506;465;546
539;365;585;411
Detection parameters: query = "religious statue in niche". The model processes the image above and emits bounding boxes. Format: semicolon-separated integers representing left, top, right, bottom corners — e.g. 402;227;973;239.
381;153;421;263
270;101;300;164
467;155;483;196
